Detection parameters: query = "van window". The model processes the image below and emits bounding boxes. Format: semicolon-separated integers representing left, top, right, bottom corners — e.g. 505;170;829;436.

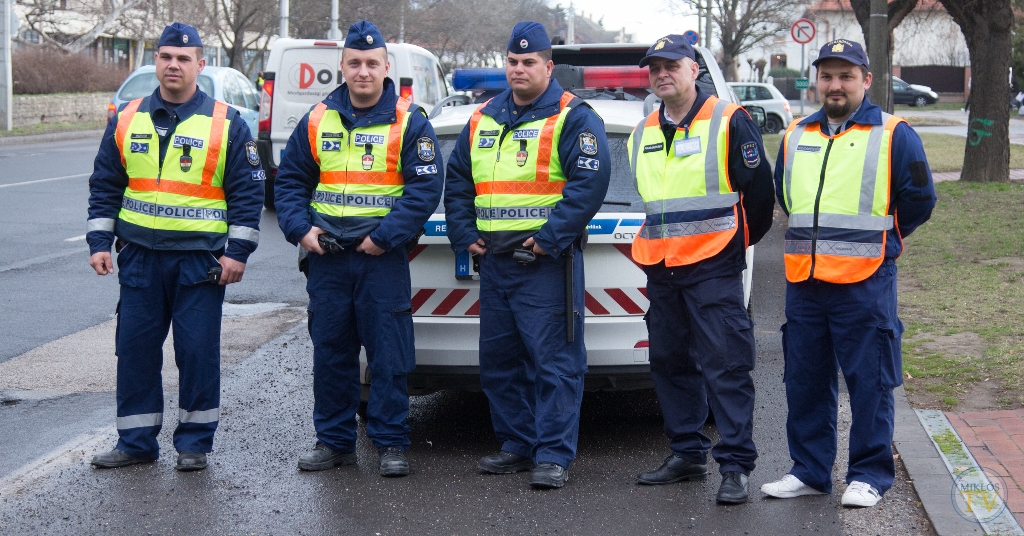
436;66;449;99
411;52;441;107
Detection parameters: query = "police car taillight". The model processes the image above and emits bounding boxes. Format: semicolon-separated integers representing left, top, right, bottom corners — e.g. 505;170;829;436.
258;78;274;133
582;67;650;89
106;102;117;122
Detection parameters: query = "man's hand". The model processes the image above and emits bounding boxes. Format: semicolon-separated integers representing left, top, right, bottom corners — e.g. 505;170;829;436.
522;237;548;256
467;238;488;256
356;235;385;256
218;256;246;285
300;226;326;254
90;251;114;275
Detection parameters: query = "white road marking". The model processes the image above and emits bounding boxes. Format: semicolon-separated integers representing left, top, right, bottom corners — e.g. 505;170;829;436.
0;173;90;189
64;235;87;242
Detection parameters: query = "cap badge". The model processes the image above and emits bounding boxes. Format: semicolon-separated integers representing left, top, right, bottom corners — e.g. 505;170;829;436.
520;38;528;49
182;34;188;44
832;43;844;52
366;35;373;45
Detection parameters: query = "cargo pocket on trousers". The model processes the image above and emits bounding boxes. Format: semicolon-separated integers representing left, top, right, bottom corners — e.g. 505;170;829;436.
723;314;756;372
115;243;146;288
780;323;789;383
878;321;904;389
389;307;416;374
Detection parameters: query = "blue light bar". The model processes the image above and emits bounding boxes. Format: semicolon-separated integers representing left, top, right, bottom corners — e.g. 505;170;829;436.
452;68;509;91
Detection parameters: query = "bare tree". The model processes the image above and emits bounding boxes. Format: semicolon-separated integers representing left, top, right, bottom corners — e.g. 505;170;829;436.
846;0;919;112
22;0;150;54
203;0;277;75
935;0;1013;182
672;0;806;81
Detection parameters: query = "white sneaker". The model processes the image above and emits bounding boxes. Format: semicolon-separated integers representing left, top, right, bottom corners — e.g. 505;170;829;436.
761;474;827;498
841;481;881;507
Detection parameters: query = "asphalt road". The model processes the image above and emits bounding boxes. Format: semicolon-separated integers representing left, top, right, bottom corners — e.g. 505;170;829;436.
0;134;934;534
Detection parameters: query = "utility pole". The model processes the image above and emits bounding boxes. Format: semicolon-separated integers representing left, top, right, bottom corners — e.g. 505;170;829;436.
0;0;11;131
867;0;889;110
704;0;713;50
327;0;341;40
567;2;575;45
279;0;289;39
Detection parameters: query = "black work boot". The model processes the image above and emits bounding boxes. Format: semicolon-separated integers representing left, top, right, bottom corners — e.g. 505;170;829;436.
478;451;534;474
297;442;357;471
530;462;569;489
636;455;708;485
716;471;750;504
175;451;208;472
90;449;157;469
378;446;410;477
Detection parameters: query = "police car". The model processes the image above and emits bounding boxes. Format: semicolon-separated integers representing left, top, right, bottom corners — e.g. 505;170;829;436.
360;44;760;398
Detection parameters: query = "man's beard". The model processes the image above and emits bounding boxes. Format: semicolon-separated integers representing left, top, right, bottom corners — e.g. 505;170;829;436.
823;93;852;119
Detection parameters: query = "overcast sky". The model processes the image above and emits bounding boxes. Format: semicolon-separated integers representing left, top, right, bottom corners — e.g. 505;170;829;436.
563;1;702;44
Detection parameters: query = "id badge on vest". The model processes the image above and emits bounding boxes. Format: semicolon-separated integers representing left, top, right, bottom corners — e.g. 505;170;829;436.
674;136;701;157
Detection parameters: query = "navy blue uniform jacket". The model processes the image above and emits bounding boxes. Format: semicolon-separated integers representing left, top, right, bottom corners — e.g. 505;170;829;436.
642;88;776;285
275;79;443;251
86;88;263;263
772;97;937;261
444;79;611;256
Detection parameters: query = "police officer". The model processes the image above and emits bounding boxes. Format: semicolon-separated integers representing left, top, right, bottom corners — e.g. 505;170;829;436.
444;21;610;489
628;36;774;504
86;22;264;472
761;39;935;507
274;21;442;478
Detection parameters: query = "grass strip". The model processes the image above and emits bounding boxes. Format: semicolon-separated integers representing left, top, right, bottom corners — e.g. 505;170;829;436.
0;120;107;138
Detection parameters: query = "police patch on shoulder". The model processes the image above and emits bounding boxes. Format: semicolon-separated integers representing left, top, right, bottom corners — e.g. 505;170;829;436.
245;140;260;166
414;164;437;175
741;142;760;168
577;157;599;171
579;131;598;155
417;137;435;162
252;169;267;181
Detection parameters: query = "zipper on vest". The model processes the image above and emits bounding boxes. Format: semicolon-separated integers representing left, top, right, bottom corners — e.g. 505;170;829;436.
496;124;511;162
808;137;835;280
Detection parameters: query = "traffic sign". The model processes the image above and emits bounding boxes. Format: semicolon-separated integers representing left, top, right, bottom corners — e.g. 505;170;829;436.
682;30;700;46
791;18;816;44
795;78;810;89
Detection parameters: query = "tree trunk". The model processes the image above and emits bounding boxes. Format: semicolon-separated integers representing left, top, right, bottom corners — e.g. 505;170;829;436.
937;0;1012;183
850;0;918;113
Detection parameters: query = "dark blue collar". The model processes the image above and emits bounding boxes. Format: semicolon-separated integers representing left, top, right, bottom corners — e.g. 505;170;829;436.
145;87;207;121
482;79;568;123
323;78;402;127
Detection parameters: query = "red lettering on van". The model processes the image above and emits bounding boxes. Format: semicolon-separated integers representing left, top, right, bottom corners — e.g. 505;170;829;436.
299;63;315;89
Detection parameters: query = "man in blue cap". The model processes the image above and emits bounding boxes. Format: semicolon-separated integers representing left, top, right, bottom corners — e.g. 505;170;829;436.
761;38;935;507
627;34;775;504
445;21;610;489
275;20;442;478
86;22;264;471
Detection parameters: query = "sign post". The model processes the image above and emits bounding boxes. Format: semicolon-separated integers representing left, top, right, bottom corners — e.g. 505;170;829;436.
791;18;816;117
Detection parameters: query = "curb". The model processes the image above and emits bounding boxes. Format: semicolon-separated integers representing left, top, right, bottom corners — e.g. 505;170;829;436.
0;129;105;147
893;385;985;534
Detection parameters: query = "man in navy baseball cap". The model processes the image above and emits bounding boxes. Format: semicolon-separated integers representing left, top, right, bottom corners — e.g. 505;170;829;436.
158;22;203;49
345;20;385;51
812;38;869;70
639;35;696;67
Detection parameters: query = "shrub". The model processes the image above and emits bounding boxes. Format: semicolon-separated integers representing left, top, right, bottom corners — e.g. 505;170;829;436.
12;47;131;95
768;66;803;78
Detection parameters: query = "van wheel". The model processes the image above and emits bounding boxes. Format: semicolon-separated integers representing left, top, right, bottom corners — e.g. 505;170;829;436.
263;176;276;211
763;115;784;135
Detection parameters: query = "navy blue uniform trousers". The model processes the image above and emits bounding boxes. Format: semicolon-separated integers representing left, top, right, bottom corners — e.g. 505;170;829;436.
647;274;758;475
114;246;225;457
783;261;903;494
478;251;586;469
306;246;415;452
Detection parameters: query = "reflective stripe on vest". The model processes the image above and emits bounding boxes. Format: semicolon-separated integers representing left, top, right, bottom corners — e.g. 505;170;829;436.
781;113;904;283
115;98;230;235
308;99;412;218
628;96;742;266
469;92;576;232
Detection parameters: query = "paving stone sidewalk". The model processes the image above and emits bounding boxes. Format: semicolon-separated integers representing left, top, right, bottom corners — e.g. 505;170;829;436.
946;410;1024;519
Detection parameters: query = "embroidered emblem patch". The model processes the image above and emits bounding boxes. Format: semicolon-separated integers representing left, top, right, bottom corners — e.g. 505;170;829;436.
577;157;600;170
245;140;260;166
322;140;341;151
643;142;664;153
414;164;437;175
252;169;267;181
741;142;760;168
130;133;152;139
172;135;205;150
417;137;435;162
477;138;496;149
479;130;500;136
579;131;598;155
362;153;374;170
129;142;148;153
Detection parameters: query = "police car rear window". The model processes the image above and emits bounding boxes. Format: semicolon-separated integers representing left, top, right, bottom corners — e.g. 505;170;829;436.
432;133;643;214
118;73;215;101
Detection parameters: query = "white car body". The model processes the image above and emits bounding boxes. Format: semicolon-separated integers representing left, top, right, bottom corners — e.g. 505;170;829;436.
728;82;793;134
359;45;754;395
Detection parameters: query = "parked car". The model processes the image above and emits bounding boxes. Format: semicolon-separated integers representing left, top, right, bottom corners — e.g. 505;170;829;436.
107;65;260;136
372;43;762;399
728;82;793;134
893;76;938;107
256;38;450;208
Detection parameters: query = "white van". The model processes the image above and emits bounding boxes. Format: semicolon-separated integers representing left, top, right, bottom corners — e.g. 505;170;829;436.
256;38;450;207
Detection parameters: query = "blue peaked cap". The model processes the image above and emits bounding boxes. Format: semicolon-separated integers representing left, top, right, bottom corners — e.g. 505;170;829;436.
507;21;551;53
813;39;869;68
345;20;385;50
158;22;202;48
